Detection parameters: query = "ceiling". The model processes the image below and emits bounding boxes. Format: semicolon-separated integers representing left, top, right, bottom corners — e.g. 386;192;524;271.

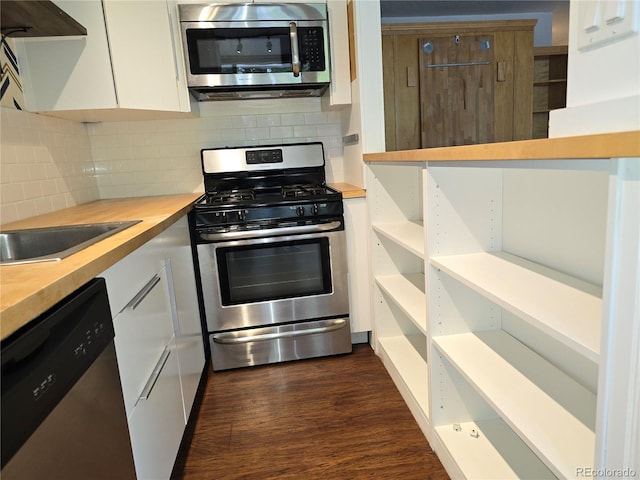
379;0;569;19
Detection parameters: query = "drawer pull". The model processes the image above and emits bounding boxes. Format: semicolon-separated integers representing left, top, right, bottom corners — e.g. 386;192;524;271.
136;347;171;405
124;274;161;312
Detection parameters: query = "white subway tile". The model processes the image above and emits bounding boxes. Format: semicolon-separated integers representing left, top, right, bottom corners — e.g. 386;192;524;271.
0;203;19;225
51;194;68;211
245;127;271;141
0;183;24;203
317;123;342;137
304;112;328;125
257;114;282;127
231;115;258;129
293;125;318;137
8;164;30;183
15;199;38;220
269;126;294;139
0;144;17;164
35;196;54;216
280;113;306;126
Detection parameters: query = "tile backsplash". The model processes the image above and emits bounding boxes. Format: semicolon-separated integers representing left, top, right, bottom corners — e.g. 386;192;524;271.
1;108;99;224
1;98;345;224
88;99;344;199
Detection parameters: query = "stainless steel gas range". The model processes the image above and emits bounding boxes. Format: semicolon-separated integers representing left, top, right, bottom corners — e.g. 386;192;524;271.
192;142;352;370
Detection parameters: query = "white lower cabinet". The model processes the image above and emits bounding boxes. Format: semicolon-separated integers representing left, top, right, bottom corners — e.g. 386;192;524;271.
111;266;175;416
162;216;206;422
343;196;372;334
366;154;640;479
101;214;204;480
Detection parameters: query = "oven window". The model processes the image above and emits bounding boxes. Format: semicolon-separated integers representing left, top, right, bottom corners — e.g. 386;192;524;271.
216;239;332;305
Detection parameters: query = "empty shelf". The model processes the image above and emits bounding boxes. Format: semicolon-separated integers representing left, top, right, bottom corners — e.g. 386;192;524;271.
433;330;595;479
431;252;601;362
375;273;426;333
378;335;429;416
435;419;556;479
373;221;425;258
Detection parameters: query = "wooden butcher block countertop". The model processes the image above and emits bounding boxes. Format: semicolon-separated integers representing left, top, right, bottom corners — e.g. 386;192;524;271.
329;183;366;198
0;194;201;341
363;131;640;162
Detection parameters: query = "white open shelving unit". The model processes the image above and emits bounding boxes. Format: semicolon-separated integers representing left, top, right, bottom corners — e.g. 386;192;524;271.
424;162;607;480
368;162;430;440
365;135;640;480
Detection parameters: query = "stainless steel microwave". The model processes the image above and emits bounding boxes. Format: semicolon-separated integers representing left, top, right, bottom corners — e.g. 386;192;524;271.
178;3;331;100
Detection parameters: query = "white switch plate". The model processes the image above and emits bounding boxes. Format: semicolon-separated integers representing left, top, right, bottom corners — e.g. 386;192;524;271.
578;0;639;51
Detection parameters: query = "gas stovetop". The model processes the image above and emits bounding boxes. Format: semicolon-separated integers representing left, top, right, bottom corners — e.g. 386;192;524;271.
197;184;339;207
194;143;343;228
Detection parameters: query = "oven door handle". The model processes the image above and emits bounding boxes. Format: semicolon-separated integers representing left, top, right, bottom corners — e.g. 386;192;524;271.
199;220;342;241
212;319;347;345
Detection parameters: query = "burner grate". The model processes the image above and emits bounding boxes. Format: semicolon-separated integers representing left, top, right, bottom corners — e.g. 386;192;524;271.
281;185;326;198
206;189;255;204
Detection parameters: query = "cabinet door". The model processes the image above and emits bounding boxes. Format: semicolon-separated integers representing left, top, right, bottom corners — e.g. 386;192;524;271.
15;0;118;112
419;34;495;147
101;238;165;315
112;266;175;416
325;0;352;107
163;216;205;422
103;0;182;112
128;336;184;480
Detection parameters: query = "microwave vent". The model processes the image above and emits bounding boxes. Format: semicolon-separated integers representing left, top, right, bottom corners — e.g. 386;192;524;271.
191;84;328;102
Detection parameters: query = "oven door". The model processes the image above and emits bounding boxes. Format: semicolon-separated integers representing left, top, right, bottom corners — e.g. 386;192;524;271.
196;227;348;332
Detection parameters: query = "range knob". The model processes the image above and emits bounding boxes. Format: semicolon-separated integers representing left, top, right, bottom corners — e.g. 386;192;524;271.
296;206;305;217
312;204;319;215
237;209;246;221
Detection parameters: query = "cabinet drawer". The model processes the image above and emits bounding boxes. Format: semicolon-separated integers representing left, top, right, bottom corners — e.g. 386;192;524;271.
101;239;165;315
113;267;174;415
128;337;184;480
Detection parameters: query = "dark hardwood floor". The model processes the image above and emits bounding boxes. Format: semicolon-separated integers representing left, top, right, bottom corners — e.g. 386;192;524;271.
172;344;449;480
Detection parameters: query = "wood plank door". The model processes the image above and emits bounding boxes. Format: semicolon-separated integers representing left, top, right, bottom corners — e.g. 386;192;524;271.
419;34;495;147
383;34;422;151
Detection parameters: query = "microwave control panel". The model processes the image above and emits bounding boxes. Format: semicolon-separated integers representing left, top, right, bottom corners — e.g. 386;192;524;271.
299;28;326;71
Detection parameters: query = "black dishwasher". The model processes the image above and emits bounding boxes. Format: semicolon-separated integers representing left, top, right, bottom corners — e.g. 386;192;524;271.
1;278;137;480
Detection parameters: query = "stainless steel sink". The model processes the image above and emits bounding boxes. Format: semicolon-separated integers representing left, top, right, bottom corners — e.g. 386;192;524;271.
0;220;141;265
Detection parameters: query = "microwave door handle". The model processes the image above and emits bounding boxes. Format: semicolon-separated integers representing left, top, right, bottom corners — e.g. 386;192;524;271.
289;22;301;77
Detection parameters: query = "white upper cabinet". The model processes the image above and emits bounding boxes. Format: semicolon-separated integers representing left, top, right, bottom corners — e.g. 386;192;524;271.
325;0;352;107
15;0;196;122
